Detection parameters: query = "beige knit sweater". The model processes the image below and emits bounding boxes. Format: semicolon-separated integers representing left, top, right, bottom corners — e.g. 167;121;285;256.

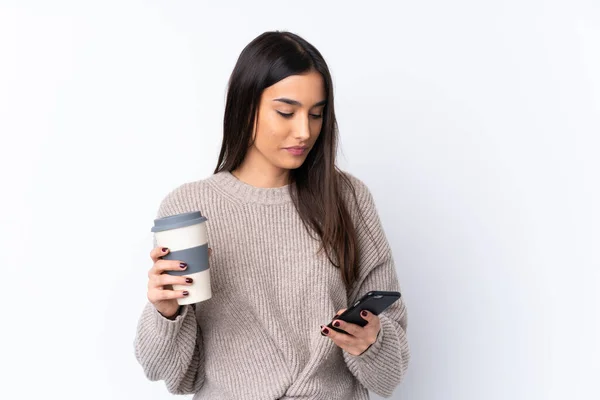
134;170;410;399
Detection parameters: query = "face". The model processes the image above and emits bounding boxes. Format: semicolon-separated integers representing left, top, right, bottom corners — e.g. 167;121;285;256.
247;70;326;173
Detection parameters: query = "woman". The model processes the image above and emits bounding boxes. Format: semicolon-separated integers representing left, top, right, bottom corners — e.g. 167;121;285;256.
134;30;410;399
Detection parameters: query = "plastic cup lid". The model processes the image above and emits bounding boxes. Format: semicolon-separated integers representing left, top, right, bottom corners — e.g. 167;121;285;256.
151;211;207;233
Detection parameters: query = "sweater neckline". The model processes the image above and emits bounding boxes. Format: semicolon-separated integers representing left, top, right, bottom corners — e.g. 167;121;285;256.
209;170;294;205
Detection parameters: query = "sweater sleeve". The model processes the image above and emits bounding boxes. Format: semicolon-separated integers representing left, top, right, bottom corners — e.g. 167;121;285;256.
341;174;411;398
134;302;205;394
133;183;206;394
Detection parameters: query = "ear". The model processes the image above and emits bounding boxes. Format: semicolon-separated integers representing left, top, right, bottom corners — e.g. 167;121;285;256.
252;108;259;141
248;106;259;144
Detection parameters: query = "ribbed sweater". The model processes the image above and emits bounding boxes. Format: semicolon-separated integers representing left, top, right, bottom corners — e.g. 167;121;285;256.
133;170;410;399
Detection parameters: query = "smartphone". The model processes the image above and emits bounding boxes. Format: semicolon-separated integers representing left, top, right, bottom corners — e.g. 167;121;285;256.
327;290;401;334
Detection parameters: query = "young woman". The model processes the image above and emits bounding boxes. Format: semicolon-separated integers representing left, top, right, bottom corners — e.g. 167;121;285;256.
134;30;410;400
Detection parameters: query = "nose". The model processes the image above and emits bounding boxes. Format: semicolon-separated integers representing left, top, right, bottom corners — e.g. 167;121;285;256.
294;116;311;141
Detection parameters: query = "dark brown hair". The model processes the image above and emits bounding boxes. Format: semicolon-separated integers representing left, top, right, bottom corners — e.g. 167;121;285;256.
214;31;371;291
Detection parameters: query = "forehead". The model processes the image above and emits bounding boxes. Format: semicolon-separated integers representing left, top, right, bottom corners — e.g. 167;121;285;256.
263;71;326;102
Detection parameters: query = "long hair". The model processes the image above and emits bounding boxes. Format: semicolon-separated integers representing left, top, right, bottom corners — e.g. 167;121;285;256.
214;31;370;291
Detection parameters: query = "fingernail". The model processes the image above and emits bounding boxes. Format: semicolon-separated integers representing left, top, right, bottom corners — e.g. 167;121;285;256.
333;321;340;327
333;314;339;319
180;262;187;268
322;327;330;335
361;310;368;317
185;277;193;283
183;291;189;296
162;247;168;253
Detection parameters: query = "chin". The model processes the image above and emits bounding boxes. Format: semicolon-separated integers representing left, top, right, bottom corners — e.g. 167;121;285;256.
277;158;306;170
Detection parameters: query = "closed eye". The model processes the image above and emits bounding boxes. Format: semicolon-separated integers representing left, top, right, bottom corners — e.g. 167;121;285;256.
277;111;323;119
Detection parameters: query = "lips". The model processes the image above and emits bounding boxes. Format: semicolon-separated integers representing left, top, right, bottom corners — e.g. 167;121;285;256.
285;147;307;155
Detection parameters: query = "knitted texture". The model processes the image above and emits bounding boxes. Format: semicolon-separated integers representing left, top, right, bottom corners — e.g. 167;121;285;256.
134;170;410;399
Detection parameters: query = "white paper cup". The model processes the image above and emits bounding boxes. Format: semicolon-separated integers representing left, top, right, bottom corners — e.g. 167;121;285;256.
151;211;211;305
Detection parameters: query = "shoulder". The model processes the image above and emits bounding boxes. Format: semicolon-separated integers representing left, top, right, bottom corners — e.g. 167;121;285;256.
338;169;365;190
336;170;387;245
337;169;390;260
337;169;377;212
155;174;217;219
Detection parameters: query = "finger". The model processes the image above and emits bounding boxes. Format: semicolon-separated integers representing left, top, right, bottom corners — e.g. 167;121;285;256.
149;259;188;277
150;246;169;262
359;309;374;323
359;310;381;333
148;287;189;302
209;247;213;257
331;318;362;337
321;324;352;346
333;308;347;320
329;308;347;324
152;274;194;289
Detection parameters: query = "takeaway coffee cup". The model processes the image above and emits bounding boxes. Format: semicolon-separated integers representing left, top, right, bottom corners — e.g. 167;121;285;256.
150;211;211;305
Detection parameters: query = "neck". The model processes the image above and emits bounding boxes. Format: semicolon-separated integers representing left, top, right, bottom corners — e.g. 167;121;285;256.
231;163;290;189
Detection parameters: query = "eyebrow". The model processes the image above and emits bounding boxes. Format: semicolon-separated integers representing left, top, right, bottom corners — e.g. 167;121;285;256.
272;98;327;108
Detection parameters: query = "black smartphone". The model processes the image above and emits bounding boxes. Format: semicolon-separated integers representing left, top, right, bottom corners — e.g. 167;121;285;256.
327;290;401;334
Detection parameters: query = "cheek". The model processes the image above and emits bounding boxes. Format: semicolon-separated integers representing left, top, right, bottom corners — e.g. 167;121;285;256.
311;119;324;134
253;115;287;149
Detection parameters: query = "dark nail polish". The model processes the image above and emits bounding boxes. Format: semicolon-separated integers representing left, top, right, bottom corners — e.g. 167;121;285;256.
183;291;189;296
180;262;187;268
162;248;168;253
322;327;330;335
333;314;339;319
361;310;368;317
185;277;193;283
333;321;340;327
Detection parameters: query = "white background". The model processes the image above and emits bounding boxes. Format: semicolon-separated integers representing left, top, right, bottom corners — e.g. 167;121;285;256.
1;1;598;399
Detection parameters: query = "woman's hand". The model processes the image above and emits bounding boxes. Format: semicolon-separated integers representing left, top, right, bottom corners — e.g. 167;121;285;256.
147;246;213;319
320;308;381;356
